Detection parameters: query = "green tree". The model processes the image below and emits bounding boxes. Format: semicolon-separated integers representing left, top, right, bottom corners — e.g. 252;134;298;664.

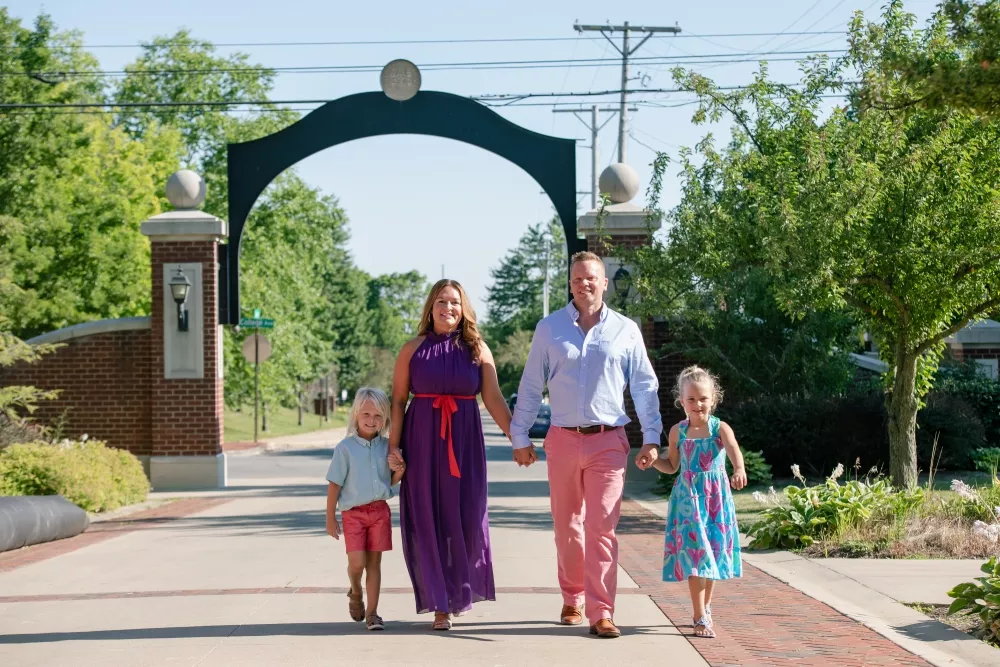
366;271;430;351
642;4;1000;487
484;218;568;393
0;233;59;446
0;13;182;338
877;0;1000;115
485;218;567;343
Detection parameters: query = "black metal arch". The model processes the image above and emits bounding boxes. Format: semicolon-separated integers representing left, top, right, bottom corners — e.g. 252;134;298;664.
221;90;584;325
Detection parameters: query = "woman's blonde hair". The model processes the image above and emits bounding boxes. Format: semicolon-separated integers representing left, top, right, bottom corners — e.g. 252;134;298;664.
418;279;485;364
673;365;724;412
347;387;391;438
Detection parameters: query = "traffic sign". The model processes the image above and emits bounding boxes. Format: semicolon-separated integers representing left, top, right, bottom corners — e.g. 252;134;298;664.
239;317;274;329
242;334;272;363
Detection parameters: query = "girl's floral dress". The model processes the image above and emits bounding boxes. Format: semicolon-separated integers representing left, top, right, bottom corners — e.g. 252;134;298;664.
663;416;742;582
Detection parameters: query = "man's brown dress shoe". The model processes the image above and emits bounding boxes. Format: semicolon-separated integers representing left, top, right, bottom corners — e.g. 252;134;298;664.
589;618;621;638
560;605;584;625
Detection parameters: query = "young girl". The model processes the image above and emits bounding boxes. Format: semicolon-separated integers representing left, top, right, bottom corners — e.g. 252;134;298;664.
654;366;746;639
325;387;405;631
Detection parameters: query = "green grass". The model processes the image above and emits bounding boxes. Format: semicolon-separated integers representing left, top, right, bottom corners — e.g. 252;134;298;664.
224;404;348;442
733;482;785;528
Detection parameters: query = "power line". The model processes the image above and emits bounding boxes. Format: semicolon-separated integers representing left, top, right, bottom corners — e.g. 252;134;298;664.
767;0;851;54
6;49;848;80
0;81;855;111
2;31;848;51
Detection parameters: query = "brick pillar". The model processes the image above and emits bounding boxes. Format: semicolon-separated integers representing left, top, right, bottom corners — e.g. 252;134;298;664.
578;164;662;452
140;170;228;490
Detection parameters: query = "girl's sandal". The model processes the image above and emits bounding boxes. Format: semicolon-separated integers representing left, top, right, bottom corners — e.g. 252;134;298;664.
693;616;715;639
347;590;365;622
366;613;385;631
432;613;452;631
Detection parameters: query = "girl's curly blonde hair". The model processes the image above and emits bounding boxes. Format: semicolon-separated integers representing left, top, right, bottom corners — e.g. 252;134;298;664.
673;365;724;412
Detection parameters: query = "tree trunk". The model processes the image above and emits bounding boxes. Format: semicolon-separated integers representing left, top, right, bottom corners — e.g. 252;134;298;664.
887;349;919;489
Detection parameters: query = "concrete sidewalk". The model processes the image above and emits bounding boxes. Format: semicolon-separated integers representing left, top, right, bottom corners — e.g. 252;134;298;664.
4;412;995;666
0;416;701;667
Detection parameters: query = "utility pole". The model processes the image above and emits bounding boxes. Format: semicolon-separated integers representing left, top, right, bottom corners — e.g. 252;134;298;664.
574;21;681;163
554;104;637;209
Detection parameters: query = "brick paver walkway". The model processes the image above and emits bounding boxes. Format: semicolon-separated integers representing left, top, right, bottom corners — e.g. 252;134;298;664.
617;499;930;666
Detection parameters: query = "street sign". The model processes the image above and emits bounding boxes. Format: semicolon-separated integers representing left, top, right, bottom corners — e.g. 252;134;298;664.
239;318;274;329
253;308;261;318
242;334;272;363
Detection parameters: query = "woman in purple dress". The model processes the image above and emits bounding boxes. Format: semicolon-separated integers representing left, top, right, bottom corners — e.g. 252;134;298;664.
388;279;513;631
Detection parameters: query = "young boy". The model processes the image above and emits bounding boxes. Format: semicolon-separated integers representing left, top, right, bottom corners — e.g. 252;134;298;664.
326;387;404;631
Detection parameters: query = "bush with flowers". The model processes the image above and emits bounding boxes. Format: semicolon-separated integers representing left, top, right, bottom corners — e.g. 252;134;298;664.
746;464;923;550
0;437;149;512
947;556;1000;647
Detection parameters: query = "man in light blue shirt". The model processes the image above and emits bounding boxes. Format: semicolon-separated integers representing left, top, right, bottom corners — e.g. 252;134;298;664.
510;251;662;638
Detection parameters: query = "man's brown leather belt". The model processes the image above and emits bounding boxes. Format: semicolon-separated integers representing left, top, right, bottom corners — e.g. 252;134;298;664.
562;424;616;434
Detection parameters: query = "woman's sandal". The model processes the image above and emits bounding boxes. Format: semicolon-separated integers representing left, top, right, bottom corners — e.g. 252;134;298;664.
432;613;452;631
347;590;365;622
693;615;716;639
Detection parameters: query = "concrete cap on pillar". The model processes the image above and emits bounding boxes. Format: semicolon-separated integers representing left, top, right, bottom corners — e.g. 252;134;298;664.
142;170;225;240
165;170;207;210
599;163;640;204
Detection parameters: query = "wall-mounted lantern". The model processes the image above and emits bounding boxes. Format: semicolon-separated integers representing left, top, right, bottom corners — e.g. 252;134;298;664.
612;266;632;302
169;268;192;332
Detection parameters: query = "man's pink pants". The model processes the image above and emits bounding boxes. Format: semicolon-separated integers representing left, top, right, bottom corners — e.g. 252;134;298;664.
543;426;629;625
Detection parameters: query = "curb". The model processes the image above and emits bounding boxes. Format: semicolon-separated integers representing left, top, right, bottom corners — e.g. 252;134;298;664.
623;487;997;667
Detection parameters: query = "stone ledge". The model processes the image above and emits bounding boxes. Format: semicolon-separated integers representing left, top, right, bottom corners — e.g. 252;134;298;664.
27;317;151;345
149;453;227;491
141;210;227;240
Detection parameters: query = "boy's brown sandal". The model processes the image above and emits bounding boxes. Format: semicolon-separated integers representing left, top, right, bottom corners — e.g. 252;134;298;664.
347;590;364;622
589;618;621;638
560;605;584;626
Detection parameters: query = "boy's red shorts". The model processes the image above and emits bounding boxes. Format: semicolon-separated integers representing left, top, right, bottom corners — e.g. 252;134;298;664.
341;500;392;553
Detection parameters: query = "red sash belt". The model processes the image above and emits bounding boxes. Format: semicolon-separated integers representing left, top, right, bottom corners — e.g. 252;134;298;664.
413;394;475;478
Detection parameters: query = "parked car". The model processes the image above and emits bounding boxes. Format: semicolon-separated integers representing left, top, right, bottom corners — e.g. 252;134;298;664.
529;403;551;439
506;393;551;439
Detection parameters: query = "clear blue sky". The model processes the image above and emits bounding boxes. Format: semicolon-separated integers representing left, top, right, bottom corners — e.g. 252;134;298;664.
10;0;940;315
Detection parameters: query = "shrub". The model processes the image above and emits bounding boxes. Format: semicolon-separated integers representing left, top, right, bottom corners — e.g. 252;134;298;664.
715;391;984;476
935;362;1000;448
728;450;772;485
746;466;924;550
972;448;1000;475
947;556;1000;647
0;439;149;512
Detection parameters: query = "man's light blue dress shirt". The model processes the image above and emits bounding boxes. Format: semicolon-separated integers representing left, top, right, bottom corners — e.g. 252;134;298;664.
325;434;397;510
510;302;662;450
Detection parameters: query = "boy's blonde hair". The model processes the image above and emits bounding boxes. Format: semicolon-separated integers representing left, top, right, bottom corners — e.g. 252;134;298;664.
347;387;391;438
673;365;724;412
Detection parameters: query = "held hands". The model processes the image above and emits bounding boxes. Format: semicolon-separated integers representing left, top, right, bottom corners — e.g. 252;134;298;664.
730;467;748;491
512;444;538;467
635;443;659;471
388;448;406;473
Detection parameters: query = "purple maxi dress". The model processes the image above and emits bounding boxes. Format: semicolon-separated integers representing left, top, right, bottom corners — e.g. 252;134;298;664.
399;331;495;615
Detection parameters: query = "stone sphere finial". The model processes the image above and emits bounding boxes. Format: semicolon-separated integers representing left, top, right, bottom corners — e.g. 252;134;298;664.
599;163;640;204
165;170;207;210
